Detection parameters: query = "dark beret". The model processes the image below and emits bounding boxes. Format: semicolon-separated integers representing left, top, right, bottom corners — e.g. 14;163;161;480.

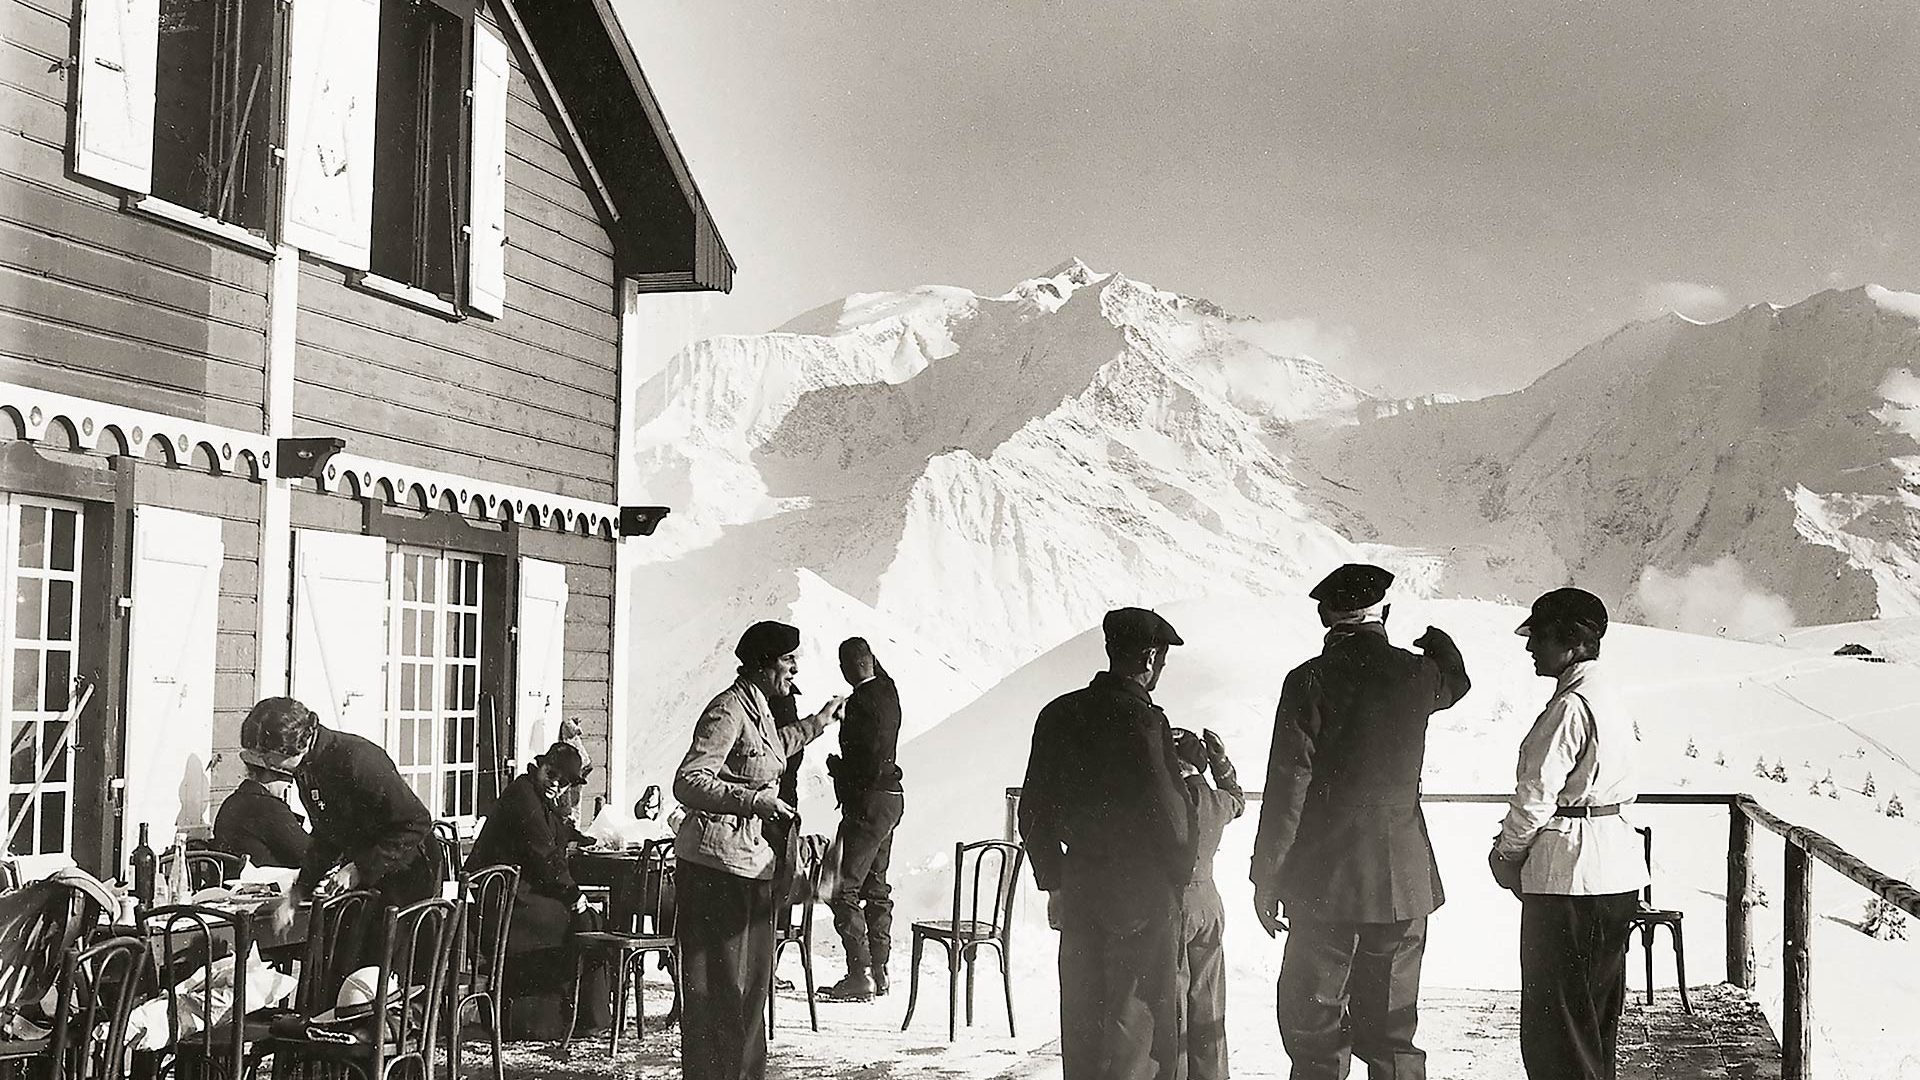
1310;563;1395;611
537;741;591;785
1102;607;1184;647
735;620;801;663
1515;587;1608;638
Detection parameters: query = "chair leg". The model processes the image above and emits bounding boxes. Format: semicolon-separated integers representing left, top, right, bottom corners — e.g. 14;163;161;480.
901;933;925;1032
1670;923;1692;1015
447;995;463;1080
633;952;649;1039
800;935;818;1033
947;941;960;1043
767;942;779;1041
1642;926;1655;1006
562;954;587;1052
965;943;977;1027
998;944;1016;1038
610;950;630;1058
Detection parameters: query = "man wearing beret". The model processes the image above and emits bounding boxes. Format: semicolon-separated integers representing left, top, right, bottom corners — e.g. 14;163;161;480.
1021;607;1196;1080
1490;588;1646;1080
1251;565;1470;1080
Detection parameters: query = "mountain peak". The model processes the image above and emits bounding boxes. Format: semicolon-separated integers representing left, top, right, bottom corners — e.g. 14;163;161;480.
1034;257;1100;285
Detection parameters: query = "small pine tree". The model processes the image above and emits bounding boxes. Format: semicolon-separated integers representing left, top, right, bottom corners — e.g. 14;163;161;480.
1889;794;1906;819
1864;772;1877;796
1715;750;1727;768
1826;783;1840;800
1771;764;1790;784
1755;757;1771;779
1749;880;1769;908
1863;898;1909;941
1633;720;1643;740
1684;738;1698;758
1809;778;1825;796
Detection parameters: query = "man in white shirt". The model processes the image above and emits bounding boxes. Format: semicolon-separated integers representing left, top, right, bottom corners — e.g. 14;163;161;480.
1489;588;1649;1080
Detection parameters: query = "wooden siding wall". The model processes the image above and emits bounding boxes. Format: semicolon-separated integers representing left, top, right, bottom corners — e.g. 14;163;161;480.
129;464;262;799
0;0;270;431
291;11;620;504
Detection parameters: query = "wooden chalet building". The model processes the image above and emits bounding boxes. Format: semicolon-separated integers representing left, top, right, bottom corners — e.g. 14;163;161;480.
0;0;732;876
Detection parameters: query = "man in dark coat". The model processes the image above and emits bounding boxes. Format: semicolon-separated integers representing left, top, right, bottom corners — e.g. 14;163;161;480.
242;698;438;947
818;638;905;1002
213;762;311;868
1251;565;1470;1080
1021;607;1195;1080
466;741;612;1037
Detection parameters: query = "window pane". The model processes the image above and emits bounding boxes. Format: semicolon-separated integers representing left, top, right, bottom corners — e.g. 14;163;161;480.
42;720;67;778
461;667;476;712
10;724;34;785
445;610;460;657
400;610;418;657
17;507;44;569
443;714;459;767
399;664;416;711
416;667;432;712
463;613;479;659
45;581;72;643
14;581;41;640
459;714;476;761
12;650;38;713
38;791;62;854
8;794;30;856
458;771;474;816
443;665;458;717
42;652;69;713
442;772;456;817
465;560;480;600
397;717;416;765
403;556;421;602
418;611;435;656
48;511;75;573
420;561;435;604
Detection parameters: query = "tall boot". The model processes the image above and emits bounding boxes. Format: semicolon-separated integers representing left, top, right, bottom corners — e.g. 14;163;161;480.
817;963;875;1002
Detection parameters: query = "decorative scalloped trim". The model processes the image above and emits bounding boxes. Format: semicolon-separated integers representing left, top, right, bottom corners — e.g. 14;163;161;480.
0;383;619;540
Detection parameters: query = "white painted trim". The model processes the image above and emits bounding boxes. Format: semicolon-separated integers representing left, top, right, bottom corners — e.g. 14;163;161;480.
125;195;276;258
0;383;622;539
347;271;463;321
607;278;641;809
255;244;299;699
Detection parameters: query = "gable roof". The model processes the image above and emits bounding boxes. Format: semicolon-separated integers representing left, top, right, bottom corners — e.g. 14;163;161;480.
494;0;734;293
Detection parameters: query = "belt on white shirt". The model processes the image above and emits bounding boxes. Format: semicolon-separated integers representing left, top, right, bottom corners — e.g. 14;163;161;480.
1552;803;1623;818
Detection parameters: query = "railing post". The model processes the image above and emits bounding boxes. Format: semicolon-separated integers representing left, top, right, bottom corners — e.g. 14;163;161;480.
1784;839;1812;1080
1004;789;1017;843
1727;805;1755;989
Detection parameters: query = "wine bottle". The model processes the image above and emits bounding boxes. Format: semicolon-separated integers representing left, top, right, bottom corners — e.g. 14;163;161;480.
130;823;156;908
167;843;190;904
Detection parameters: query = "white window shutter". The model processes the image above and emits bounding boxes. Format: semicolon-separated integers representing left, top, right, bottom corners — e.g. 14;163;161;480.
282;0;380;269
514;558;567;769
73;0;160;193
291;530;388;746
466;23;510;318
123;507;223;859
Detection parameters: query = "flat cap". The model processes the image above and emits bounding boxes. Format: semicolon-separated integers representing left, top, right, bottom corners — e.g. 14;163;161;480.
1102;607;1184;647
1310;563;1395;611
735;620;801;663
537;741;592;785
1516;587;1608;638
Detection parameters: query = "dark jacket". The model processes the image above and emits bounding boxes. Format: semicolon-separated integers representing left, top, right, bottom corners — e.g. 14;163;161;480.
829;674;903;802
1019;671;1195;909
212;779;311;869
293;726;433;894
467;771;588;903
1250;623;1469;923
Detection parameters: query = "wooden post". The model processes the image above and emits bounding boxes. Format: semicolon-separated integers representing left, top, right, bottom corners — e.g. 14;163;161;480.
1727;807;1755;989
1784;840;1812;1080
1004;790;1018;843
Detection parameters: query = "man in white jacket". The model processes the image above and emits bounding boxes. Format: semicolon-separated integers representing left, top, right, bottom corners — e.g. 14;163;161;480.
1489;588;1649;1080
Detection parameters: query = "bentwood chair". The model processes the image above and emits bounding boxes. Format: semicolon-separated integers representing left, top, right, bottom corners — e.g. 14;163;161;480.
1628;826;1691;1014
567;840;678;1055
767;836;826;1037
902;840;1024;1041
158;850;242;894
141;904;252;1080
48;935;151;1080
446;864;517;1080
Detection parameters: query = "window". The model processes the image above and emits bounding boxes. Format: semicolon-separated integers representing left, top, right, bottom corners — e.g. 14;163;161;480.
387;548;484;820
151;0;278;233
0;499;84;857
368;0;468;298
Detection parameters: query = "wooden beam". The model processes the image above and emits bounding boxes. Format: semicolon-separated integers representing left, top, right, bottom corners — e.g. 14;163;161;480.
1783;841;1812;1080
1726;806;1754;990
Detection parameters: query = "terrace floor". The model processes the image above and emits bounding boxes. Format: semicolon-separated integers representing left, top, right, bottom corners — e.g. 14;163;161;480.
460;981;1779;1080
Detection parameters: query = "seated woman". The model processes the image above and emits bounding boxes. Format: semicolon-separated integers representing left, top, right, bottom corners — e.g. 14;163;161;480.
465;741;612;1039
212;761;311;869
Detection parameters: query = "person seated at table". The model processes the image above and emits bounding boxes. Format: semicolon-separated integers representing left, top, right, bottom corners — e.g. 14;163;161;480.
465;741;613;1038
213;761;311;869
243;698;438;957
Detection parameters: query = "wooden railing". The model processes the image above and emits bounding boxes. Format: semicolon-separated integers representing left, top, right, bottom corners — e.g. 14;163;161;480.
1002;788;1920;1080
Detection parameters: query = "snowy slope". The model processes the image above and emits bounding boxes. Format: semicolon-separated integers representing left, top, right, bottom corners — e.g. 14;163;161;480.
623;262;1402;785
1299;287;1920;633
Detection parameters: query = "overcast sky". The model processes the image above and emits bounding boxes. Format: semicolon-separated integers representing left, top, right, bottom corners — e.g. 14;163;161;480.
613;0;1920;398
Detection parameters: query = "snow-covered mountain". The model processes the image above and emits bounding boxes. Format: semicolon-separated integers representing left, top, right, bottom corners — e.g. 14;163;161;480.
624;261;1413;782
1299;286;1920;634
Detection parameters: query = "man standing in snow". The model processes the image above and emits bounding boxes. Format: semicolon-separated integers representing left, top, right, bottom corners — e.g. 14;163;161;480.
1173;727;1245;1080
818;638;905;1002
1021;607;1195;1080
1251;564;1470;1080
1488;588;1646;1080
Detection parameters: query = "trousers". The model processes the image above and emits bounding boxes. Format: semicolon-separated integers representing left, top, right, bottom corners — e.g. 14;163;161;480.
829;789;903;972
1519;891;1638;1080
1277;917;1427;1080
1058;878;1182;1080
1175;884;1228;1080
676;859;776;1080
